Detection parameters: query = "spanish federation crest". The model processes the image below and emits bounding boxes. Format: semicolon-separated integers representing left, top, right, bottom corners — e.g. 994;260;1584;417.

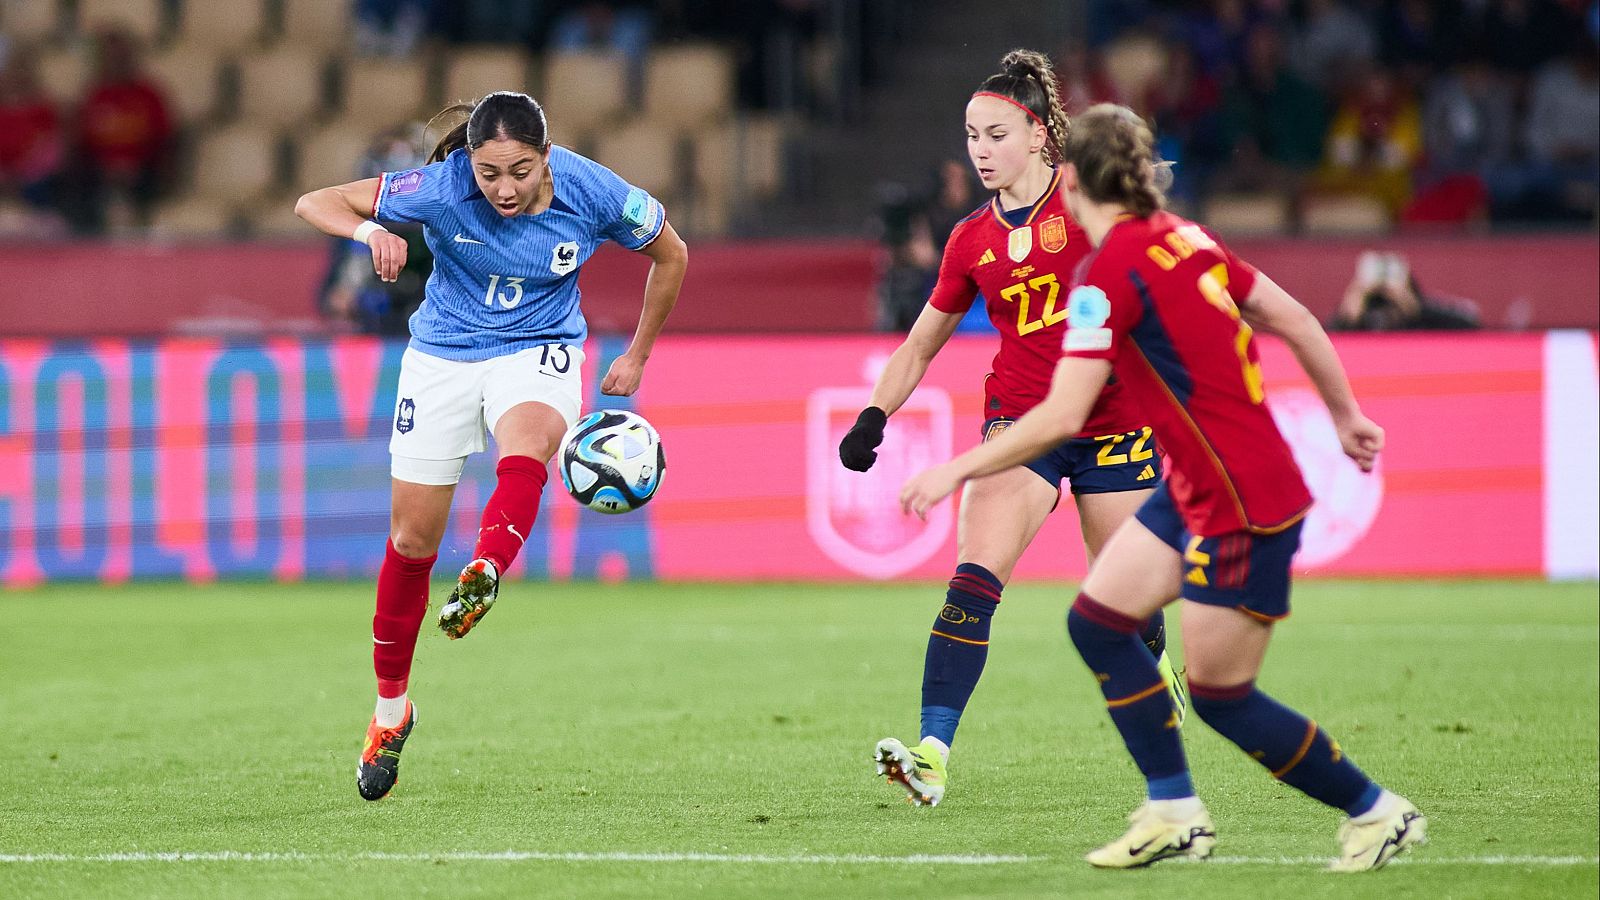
1040;216;1069;253
1007;226;1032;262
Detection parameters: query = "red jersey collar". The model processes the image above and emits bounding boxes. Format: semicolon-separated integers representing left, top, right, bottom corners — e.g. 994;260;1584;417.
987;168;1062;230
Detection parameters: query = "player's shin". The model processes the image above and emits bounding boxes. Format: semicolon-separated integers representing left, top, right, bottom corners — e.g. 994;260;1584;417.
473;455;548;574
1188;680;1380;815
1067;594;1193;800
919;563;1003;750
372;539;436;723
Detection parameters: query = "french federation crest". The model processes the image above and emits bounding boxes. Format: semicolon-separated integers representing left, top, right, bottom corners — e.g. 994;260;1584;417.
1039;216;1069;253
807;361;953;579
1270;388;1384;568
395;397;415;434
1007;226;1032;262
550;241;579;276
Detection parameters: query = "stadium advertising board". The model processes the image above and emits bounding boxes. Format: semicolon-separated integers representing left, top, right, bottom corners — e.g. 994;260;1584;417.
0;333;1593;586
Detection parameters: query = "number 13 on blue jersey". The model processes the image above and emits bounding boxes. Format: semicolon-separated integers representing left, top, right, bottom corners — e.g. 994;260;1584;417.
484;273;525;309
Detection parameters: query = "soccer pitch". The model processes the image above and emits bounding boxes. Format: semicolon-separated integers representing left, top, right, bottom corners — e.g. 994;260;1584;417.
2;579;1595;898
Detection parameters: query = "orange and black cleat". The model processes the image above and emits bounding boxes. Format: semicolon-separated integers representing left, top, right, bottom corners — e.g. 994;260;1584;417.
357;701;416;801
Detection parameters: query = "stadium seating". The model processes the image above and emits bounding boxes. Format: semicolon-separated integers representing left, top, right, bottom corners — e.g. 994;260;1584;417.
443;46;535;107
278;0;352;52
238;48;330;129
77;0;166;44
595;120;680;202
189;124;281;205
643;44;736;131
149;196;236;238
173;0;267;54
2;0;62;44
1203;193;1291;236
340;58;430;130
540;51;629;146
292;126;375;195
1303;194;1392;236
35;44;92;104
144;45;226;124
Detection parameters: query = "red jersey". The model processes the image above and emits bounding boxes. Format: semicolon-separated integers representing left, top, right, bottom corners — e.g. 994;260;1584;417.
927;170;1142;437
78;80;172;172
1061;210;1312;536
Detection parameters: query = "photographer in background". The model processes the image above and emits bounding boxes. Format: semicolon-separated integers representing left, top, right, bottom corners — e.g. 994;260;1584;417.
1331;250;1480;331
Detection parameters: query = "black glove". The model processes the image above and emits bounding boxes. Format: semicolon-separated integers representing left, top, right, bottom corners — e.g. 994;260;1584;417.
838;407;888;472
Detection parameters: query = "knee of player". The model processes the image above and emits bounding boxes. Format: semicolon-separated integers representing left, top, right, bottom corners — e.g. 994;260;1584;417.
390;529;443;560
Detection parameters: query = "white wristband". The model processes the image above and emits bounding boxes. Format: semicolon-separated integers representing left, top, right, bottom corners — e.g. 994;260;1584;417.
352;220;387;245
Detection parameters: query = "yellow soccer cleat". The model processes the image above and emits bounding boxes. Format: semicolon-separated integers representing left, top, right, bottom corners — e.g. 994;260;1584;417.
1085;801;1216;868
1332;794;1427;872
1156;653;1188;727
873;738;947;806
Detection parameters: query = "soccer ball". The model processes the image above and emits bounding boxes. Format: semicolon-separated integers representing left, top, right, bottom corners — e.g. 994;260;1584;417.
557;410;665;514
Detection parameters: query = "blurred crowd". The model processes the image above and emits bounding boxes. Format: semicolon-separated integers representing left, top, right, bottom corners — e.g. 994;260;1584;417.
1072;0;1599;226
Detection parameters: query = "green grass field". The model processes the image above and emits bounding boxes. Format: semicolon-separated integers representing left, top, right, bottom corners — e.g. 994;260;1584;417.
2;579;1596;899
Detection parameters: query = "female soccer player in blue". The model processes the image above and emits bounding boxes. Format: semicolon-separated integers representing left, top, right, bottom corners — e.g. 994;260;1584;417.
295;91;686;801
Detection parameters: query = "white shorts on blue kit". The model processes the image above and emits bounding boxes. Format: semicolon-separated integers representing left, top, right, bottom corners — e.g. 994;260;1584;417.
388;343;586;485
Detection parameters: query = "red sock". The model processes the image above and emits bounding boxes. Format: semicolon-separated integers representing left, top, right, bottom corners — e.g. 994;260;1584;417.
372;539;436;698
473;455;548;575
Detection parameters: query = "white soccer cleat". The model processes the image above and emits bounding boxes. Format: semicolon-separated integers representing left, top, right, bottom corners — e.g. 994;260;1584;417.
1331;794;1427;872
1084;800;1216;868
873;737;947;807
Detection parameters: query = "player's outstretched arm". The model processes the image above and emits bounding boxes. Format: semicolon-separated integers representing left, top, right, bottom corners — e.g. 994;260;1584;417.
869;304;964;417
295;177;409;283
900;356;1106;518
602;220;687;396
1241;272;1384;471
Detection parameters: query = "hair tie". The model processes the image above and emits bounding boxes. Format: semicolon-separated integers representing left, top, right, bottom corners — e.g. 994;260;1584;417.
972;91;1043;125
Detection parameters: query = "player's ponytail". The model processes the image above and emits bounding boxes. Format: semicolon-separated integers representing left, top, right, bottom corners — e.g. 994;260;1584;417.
427;91;552;164
1062;103;1165;216
975;48;1070;165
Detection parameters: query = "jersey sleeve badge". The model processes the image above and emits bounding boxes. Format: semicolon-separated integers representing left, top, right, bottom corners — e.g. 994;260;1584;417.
388;170;424;195
1063;285;1113;351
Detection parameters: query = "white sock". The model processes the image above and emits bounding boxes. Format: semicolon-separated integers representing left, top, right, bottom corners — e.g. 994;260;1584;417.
1148;796;1206;821
919;736;951;764
1350;789;1397;824
374;693;409;728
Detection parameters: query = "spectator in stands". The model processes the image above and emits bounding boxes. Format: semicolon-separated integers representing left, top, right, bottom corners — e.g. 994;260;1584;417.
354;0;434;58
874;160;983;332
1422;55;1516;176
1332;250;1480;331
0;46;65;225
1147;42;1223;206
1214;22;1329;193
1507;35;1600;220
68;29;173;235
1294;0;1378;92
1316;65;1423;215
318;125;434;334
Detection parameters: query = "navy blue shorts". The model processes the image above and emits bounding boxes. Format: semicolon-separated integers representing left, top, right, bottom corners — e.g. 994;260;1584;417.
1133;480;1304;621
981;419;1161;496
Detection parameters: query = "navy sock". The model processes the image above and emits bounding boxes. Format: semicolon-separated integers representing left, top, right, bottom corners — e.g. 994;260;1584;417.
1189;680;1378;815
919;563;1002;747
1067;593;1191;798
1141;608;1167;659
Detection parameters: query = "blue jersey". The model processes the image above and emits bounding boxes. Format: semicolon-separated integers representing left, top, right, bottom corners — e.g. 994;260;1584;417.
374;145;665;362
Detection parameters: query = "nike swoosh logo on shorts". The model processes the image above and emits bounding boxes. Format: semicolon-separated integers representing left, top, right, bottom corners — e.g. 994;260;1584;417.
453;233;485;245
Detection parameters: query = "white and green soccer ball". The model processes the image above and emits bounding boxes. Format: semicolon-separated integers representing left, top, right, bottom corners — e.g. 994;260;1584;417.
557;410;665;514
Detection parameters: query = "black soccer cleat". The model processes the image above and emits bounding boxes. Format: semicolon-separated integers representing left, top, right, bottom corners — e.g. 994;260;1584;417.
357;701;416;801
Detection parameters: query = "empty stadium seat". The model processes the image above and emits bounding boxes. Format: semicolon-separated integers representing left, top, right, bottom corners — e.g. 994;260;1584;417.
248;195;315;237
238;48;329;129
78;0;166;44
594;120;679;201
291;126;375;194
443;46;534;107
35;45;91;104
1203;193;1290;236
1101;33;1168;105
148;196;236;238
144;46;225;123
2;0;62;44
540;51;628;144
339;58;429;129
1302;194;1392;236
190;125;281;203
278;0;350;51
691;115;789;201
643;44;735;130
174;0;267;53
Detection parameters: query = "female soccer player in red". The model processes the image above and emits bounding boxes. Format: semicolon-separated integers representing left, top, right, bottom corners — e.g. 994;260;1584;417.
839;50;1181;808
901;104;1424;871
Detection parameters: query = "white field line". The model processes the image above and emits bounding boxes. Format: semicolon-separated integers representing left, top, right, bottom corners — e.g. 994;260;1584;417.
0;851;1595;867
